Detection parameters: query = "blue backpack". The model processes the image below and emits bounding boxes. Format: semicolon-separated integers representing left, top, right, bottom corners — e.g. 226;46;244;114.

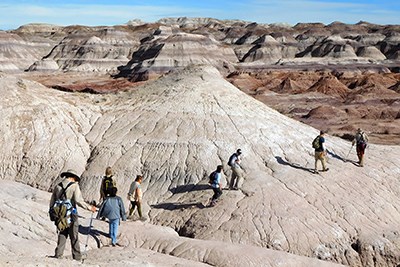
49;182;75;231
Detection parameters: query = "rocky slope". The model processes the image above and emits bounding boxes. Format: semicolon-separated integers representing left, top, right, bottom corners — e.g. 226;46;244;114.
27;26;141;73
228;70;400;144
1;65;400;266
1;18;398;146
0;18;398;75
0;180;343;267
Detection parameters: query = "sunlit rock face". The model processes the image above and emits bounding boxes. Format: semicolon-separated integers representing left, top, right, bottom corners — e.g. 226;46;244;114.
1;65;400;266
28;27;140;73
0;18;397;76
117;30;237;81
0;31;53;72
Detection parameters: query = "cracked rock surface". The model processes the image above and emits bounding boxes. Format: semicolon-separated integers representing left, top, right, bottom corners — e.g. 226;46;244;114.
0;65;399;266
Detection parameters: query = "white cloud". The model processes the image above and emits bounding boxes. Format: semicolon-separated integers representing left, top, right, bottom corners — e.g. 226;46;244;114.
228;0;400;25
0;4;214;29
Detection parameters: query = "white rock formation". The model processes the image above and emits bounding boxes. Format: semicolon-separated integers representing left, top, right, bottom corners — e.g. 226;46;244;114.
28;58;60;71
0;31;52;71
0;180;343;267
0;65;400;266
357;46;387;60
119;32;237;81
29;27;140;73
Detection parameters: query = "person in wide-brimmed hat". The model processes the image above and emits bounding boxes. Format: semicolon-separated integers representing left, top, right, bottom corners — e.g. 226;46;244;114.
60;169;81;181
49;169;96;261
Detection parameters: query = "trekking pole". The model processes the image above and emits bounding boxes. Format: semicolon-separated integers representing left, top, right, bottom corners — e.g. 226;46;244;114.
345;144;354;162
82;201;96;263
82;212;94;263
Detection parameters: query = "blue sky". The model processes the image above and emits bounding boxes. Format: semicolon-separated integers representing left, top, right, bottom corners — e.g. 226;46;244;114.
0;0;399;30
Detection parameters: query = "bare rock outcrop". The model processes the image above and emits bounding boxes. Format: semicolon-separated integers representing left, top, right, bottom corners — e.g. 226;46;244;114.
1;65;400;266
299;35;358;59
356;46;387;60
0;74;100;190
0;18;398;78
0;31;52;71
29;27;139;73
354;33;386;45
13;23;63;34
308;75;350;98
118;31;237;81
228;69;400;144
241;35;299;63
0;180;344;267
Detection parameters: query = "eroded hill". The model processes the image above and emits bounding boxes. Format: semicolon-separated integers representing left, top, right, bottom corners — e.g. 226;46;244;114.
1;65;400;266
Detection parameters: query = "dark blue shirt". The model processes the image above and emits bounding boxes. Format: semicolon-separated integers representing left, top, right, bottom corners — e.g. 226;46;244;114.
316;136;325;152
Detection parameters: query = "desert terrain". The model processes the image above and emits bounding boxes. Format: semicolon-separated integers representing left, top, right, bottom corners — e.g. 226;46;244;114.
0;17;399;267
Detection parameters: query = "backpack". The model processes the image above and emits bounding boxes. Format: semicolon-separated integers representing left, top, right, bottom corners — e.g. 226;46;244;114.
208;171;218;184
312;136;320;150
102;176;116;197
49;182;75;231
227;154;236;167
359;132;366;144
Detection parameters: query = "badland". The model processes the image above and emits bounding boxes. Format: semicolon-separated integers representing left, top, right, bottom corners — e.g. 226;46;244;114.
0;17;399;266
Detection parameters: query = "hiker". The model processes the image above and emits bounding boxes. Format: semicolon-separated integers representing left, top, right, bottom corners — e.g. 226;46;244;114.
96;187;127;246
127;175;145;221
228;149;244;190
100;166;116;203
49;169;97;261
352;128;369;167
208;165;224;207
313;131;329;174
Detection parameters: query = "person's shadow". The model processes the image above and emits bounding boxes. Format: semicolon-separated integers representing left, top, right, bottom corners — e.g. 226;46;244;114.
169;183;211;194
79;224;108;248
151;202;205;210
326;149;359;166
275;156;315;173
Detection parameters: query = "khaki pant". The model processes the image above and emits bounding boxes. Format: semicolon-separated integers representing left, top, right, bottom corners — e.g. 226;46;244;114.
230;167;244;189
129;201;143;218
55;214;81;260
314;151;327;171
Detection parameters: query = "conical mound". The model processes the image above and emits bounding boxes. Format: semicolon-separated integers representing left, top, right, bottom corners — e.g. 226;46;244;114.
272;76;304;93
308;75;350;98
1;66;400;266
79;65;400;266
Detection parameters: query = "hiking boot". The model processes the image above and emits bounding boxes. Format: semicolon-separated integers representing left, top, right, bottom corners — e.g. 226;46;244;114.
139;217;147;221
313;170;319;174
48;255;63;259
323;168;329;172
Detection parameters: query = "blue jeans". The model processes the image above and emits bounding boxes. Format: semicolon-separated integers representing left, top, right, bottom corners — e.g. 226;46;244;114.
109;218;119;245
